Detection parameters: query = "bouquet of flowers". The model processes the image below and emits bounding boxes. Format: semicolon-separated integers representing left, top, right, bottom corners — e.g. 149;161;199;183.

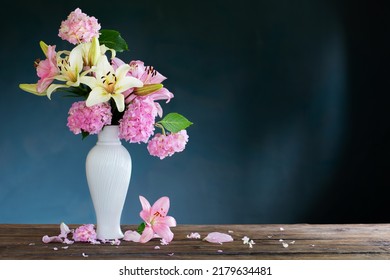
19;8;192;159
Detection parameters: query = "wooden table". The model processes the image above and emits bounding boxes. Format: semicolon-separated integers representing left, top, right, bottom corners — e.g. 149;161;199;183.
1;224;390;260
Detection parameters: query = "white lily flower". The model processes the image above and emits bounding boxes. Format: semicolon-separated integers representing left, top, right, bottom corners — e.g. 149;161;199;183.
46;46;85;99
82;56;143;112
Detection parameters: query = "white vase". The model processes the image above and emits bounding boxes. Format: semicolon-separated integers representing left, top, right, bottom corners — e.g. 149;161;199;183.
86;125;132;240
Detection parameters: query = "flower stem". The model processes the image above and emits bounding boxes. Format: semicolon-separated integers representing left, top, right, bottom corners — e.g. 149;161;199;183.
155;123;166;136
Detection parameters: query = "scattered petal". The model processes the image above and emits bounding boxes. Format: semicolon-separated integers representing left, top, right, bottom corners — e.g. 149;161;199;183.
59;222;72;238
61;246;69;249
242;236;250;244
280;227;284;231
267;236;273;239
228;230;234;234
123;230;141;242
282;242;289;248
82;252;89;258
168;253;174;256
154;246;161;250
53;247;58;251
217;249;223;253
28;243;35;246
63;238;74;245
160;239;169;245
110;239;121;246
89;239;101;245
42;235;63;243
186;232;201;239
203;232;233;244
311;244;316;247
279;239;284;242
290;241;296;244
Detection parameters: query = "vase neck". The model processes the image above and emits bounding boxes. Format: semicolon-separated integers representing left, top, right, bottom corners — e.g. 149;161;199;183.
97;126;121;145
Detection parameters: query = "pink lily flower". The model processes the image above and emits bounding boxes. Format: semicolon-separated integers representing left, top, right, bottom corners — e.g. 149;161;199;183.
36;44;58;93
111;58;174;105
139;195;176;243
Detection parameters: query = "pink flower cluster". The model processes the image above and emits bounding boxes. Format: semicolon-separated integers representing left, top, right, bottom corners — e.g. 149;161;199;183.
147;130;189;159
119;97;158;143
58;8;101;44
73;224;97;242
67;101;112;135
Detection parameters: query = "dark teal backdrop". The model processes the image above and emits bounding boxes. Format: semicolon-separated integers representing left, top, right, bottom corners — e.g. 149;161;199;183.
0;0;389;224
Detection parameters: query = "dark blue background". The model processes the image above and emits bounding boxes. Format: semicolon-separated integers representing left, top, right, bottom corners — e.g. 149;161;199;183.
0;0;389;224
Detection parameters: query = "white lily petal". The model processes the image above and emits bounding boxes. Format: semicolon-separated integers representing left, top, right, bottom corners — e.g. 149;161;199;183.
68;46;83;75
95;55;112;78
115;76;143;93
111;93;125;112
86;87;110;107
79;76;97;89
116;64;131;80
46;84;70;99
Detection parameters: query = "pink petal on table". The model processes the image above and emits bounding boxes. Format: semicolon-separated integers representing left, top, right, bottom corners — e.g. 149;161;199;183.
154;246;161;250
42;235;63;243
59;222;71;238
123;230;141;242
203;232;233;244
63;238;74;245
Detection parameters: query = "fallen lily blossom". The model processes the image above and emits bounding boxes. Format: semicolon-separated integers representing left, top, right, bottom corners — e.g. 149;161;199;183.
186;232;201;239
123;230;141;242
138;195;176;244
203;232;233;244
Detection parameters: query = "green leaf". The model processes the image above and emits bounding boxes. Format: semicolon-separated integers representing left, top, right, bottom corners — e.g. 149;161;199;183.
99;29;128;52
81;131;89;140
137;222;146;234
159;113;193;133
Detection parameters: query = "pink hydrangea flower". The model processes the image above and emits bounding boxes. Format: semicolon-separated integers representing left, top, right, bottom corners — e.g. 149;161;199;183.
59;8;101;44
147;130;189;159
119;97;158;143
67;101;112;135
73;224;97;242
36;45;58;93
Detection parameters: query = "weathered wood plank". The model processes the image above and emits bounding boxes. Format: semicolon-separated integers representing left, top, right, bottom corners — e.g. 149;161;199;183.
0;224;390;259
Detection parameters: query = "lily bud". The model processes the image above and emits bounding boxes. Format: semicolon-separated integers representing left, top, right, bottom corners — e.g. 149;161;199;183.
39;41;49;57
133;83;163;96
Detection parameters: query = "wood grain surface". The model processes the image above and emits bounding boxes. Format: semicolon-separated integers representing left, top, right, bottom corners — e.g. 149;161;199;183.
1;224;390;260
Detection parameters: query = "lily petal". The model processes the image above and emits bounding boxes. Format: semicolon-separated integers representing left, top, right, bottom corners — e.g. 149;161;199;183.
203;232;234;244
111;92;125;112
139;196;151;211
46;83;70;99
151;196;170;217
115;76;143;94
123;230;141;242
86;87;110;107
163;216;177;227
139;226;154;243
153;223;174;243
